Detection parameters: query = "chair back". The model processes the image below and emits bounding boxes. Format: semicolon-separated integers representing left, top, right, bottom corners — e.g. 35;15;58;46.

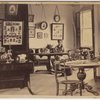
53;60;72;83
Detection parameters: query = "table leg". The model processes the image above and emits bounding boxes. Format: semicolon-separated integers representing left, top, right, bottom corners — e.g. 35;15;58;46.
84;83;99;96
46;56;52;73
77;68;86;96
77;68;99;96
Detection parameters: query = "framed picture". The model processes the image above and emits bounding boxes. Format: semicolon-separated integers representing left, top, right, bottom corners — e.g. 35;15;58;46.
28;15;34;22
29;29;35;38
51;23;64;40
3;21;23;45
28;22;35;38
37;32;43;39
6;4;18;16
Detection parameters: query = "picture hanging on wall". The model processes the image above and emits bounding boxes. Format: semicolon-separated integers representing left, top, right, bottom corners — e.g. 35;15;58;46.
3;21;23;45
51;23;64;40
29;29;35;38
28;22;35;38
6;4;18;16
37;32;43;39
28;15;34;22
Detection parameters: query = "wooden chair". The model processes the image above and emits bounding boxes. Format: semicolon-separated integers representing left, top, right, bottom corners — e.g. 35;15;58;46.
53;60;80;96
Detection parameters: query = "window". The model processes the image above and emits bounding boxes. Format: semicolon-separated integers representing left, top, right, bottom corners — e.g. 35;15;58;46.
80;10;93;49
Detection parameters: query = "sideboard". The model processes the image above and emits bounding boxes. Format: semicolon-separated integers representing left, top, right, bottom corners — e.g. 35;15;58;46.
0;62;34;95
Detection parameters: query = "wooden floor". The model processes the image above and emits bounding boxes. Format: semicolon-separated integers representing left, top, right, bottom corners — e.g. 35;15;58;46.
0;66;100;98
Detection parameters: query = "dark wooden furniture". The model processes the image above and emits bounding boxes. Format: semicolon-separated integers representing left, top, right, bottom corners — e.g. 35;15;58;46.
0;62;34;95
31;52;68;73
66;60;100;96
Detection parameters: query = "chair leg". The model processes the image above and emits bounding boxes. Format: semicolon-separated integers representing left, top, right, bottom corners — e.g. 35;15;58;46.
71;91;73;96
56;83;59;96
65;84;67;90
93;68;96;80
64;84;68;95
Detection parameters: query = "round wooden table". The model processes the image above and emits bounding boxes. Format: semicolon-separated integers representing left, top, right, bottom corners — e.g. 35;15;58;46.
66;60;100;96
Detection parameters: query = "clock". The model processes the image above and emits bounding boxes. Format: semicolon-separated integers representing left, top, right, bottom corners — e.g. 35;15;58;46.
40;21;48;30
54;15;60;22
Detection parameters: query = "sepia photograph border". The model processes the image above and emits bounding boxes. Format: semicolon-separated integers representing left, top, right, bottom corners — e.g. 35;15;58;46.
0;1;99;99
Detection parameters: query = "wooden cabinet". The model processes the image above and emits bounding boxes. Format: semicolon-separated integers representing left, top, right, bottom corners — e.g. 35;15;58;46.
0;62;34;94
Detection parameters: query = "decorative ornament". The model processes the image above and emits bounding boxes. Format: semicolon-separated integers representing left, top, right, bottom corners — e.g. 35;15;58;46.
53;5;60;22
54;15;60;22
8;4;18;15
40;4;48;30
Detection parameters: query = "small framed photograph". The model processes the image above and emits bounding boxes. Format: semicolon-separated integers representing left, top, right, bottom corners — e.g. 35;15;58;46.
28;15;34;22
29;29;35;38
37;32;43;39
51;23;64;40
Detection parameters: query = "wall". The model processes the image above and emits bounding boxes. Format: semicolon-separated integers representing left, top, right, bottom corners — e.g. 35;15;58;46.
0;4;74;51
97;5;100;53
0;4;29;51
0;4;5;51
28;4;74;50
93;5;99;57
5;4;29;51
93;5;100;76
0;4;5;19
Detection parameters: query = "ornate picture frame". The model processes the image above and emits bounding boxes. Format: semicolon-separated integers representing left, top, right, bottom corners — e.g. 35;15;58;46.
51;23;64;40
37;32;43;39
3;21;23;45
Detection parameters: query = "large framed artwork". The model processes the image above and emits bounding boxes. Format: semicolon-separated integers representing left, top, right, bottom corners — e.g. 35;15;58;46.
51;23;64;40
3;21;23;45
